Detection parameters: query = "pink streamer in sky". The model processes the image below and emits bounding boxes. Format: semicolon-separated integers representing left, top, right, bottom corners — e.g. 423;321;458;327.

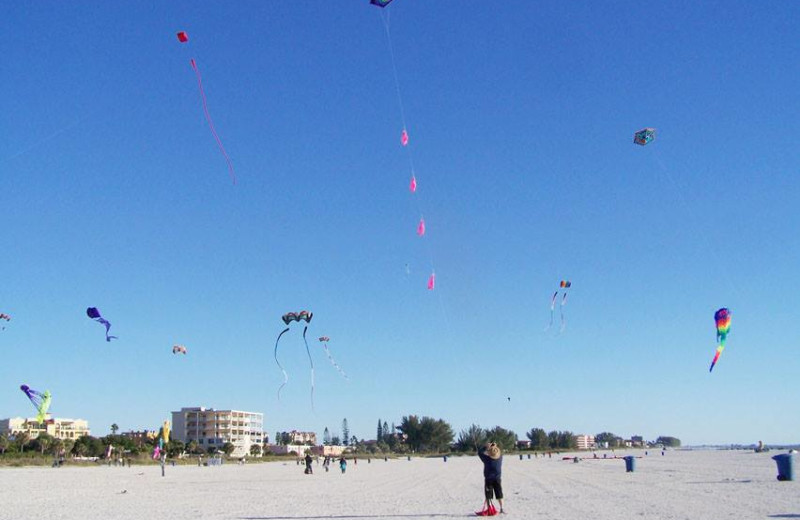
401;129;409;146
417;218;425;237
427;272;435;290
409;174;417;193
190;58;237;185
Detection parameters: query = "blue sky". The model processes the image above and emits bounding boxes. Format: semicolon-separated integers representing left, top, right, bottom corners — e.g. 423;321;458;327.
1;1;798;446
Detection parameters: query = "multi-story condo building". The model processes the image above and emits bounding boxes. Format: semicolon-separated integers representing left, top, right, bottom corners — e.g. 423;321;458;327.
0;417;90;440
171;407;264;458
289;430;317;445
576;434;596;450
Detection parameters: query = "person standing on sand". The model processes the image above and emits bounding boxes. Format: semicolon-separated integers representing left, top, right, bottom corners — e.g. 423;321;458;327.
339;456;347;474
477;442;504;516
304;453;314;474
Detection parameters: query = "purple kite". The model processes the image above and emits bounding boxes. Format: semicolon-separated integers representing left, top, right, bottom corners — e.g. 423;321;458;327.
86;307;117;342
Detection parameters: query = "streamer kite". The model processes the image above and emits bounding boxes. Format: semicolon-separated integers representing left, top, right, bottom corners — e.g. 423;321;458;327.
318;336;349;380
86;307;117;342
177;31;236;185
274;311;315;408
545;281;572;333
427;272;435;290
634;128;656;146
20;384;51;422
417;218;426;237
709;308;731;372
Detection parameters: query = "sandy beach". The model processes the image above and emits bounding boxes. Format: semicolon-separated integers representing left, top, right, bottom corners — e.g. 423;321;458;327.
0;450;796;519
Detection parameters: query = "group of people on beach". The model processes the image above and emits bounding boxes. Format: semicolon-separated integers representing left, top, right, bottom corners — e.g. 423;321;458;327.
304;453;348;474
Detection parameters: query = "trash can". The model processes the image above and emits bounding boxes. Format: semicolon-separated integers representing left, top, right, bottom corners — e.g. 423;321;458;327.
623;456;636;472
772;454;795;481
443;455;448;462
519;454;524;460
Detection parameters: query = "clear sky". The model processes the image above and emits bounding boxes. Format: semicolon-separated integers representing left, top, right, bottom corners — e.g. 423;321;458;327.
2;1;799;446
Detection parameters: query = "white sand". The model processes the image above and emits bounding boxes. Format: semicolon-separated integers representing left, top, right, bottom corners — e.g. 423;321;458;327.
0;450;797;519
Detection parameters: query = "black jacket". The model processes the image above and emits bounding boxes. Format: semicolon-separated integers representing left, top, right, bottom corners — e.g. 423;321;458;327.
478;446;502;480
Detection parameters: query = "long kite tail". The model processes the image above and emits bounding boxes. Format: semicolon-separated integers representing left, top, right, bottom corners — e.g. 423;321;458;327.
303;326;315;411
322;343;349;380
544;291;558;332
709;344;724;372
190;58;237;185
274;327;290;400
559;292;568;333
95;317;117;342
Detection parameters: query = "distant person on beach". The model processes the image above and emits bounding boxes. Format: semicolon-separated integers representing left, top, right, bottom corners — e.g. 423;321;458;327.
304;453;313;474
339;457;347;474
477;442;504;515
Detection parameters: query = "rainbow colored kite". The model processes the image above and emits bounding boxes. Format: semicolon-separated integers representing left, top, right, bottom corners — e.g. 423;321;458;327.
709;308;731;372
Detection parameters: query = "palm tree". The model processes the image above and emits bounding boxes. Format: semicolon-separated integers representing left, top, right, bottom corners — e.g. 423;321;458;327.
111;423;119;435
15;432;30;453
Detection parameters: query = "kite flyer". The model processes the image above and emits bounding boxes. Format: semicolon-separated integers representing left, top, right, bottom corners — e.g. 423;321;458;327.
477;442;504;516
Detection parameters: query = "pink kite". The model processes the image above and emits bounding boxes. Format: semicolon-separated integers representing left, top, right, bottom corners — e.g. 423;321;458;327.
417;218;425;237
427;272;435;290
401;129;409;146
409;174;417;193
177;31;237;185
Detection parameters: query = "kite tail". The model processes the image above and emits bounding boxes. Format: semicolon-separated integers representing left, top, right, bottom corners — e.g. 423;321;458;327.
559;293;568;333
709;344;724;372
303;326;315;412
190;58;237;185
323;343;349;380
545;291;558;332
274;327;290;400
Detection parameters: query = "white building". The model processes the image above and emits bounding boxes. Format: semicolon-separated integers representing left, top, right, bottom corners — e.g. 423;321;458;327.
576;434;596;450
0;417;90;440
171;407;264;458
289;430;317;445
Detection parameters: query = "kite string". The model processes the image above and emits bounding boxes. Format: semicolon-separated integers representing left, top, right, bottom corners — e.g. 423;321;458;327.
274;327;290;400
303;326;315;412
378;9;438;286
190;59;237;185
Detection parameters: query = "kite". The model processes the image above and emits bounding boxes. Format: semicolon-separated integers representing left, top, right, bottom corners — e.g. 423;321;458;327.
709;308;731;372
86;307;117;342
0;313;9;330
20;384;51;423
545;281;571;333
274;311;315;408
177;31;236;185
318;336;349;380
427;272;435;290
172;345;187;355
371;1;440;291
634;128;656;146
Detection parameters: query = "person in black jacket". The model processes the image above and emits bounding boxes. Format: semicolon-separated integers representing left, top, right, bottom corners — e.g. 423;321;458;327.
477;442;504;515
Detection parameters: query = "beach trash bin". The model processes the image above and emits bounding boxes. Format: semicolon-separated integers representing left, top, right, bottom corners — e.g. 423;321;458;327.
772;454;795;481
623;456;636;472
443;455;448;462
519;454;524;460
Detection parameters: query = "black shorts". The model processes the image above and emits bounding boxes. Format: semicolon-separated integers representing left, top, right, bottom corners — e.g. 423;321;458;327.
484;478;503;500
